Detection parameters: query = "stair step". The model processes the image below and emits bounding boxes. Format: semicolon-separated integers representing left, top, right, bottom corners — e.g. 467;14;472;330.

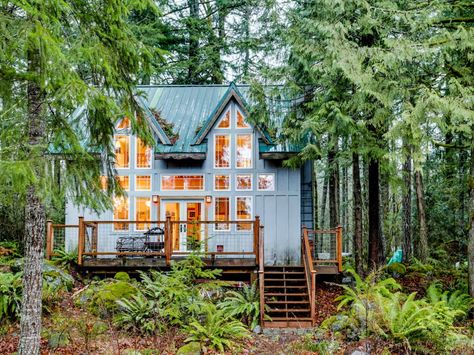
264;271;305;275
264;292;308;297
265;278;306;282
266;317;313;321
268;308;310;313
265;300;309;304
264;286;306;290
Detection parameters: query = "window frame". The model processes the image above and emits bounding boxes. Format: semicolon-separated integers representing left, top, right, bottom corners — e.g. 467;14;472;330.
214;134;231;169
213;196;231;232
235;133;253;169
114;134;130;169
215;107;231;129
135;137;152;169
235;173;253;191
160;174;205;191
235;107;250;129
135;196;152;231
257;173;276;191
113;196;129;232
135;175;152;191
213;174;231;191
235;196;253;231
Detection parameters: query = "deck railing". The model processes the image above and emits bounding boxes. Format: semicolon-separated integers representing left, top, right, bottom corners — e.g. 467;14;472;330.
47;216;261;266
45;221;79;259
306;226;343;273
302;227;316;325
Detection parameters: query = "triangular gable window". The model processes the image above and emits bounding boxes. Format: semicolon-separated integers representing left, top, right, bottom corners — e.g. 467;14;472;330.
216;108;231;128
236;108;250;128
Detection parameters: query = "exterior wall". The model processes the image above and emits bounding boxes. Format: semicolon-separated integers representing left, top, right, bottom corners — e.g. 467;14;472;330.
65;99;302;264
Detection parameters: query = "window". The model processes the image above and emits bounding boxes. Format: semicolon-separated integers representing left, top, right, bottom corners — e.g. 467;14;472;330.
135;197;151;231
236;197;252;231
214;175;230;191
161;175;204;190
114;135;130;168
116;176;129;191
117;117;130;129
214;134;230;168
217;109;230;128
236;134;252;168
258;174;275;191
136;175;151;191
214;197;230;231
99;175;108;190
113;197;129;231
236;174;252;190
136;137;152;168
236;109;250;128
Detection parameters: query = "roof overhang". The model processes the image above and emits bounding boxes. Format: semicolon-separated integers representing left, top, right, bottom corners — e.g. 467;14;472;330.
155;152;206;160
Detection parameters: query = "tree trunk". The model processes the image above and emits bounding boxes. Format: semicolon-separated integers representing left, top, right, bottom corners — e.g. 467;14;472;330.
415;170;428;261
187;0;199;84
368;158;383;268
328;148;339;228
468;129;474;299
18;47;46;355
353;153;363;275
402;146;412;262
320;174;329;228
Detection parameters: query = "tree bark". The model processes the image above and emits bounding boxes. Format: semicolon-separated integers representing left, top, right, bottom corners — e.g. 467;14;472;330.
468;129;474;299
415;170;428;261
368;158;383;268
353;153;363;275
18;47;46;355
328;148;339;228
320;174;329;228
402;146;412;262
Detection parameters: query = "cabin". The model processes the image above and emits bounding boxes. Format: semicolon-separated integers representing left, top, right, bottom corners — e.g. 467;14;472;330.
46;83;343;327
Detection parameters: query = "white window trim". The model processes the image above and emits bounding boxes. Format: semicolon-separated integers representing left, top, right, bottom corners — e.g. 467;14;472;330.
235;133;253;169
235;173;253;191
214;134;231;169
257;173;276;191
235;196;253;231
114;134;130;169
215;107;232;130
135;175;152;191
135;136;152;169
113;196;129;232
213;196;231;232
235;106;251;129
213;174;231;191
134;197;152;231
160;174;205;191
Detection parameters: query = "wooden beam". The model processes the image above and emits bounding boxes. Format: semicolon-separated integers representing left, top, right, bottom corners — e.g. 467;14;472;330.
77;217;85;266
45;220;53;260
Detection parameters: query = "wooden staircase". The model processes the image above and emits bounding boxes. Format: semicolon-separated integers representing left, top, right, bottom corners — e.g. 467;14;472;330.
261;266;313;328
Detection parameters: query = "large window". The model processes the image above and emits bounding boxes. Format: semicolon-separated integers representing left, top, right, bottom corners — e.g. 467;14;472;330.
135;197;151;231
136;137;152;168
214;134;230;168
236;134;252;168
258;174;275;191
214;175;230;191
236;109;250;128
236;174;252;190
136;175;151;191
236;197;252;231
214;197;230;231
217;109;230;128
161;175;204;190
114;135;130;168
113;197;129;231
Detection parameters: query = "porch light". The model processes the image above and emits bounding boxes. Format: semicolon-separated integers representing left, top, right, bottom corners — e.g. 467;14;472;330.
205;195;212;204
152;195;160;204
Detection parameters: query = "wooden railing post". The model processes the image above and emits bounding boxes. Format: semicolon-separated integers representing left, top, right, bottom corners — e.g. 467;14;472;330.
46;220;53;260
165;216;172;266
91;222;98;258
336;225;343;273
254;216;260;264
302;227;317;325
258;225;265;327
77;217;85;266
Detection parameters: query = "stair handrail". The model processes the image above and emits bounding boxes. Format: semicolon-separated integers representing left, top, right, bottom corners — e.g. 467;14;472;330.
302;227;316;325
258;225;265;326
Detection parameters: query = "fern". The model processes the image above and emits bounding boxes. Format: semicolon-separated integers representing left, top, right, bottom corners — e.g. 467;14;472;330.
51;248;78;269
115;293;160;335
0;272;22;321
426;282;473;317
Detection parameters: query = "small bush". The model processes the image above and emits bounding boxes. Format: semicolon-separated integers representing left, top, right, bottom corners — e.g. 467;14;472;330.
114;271;130;282
0;272;22;321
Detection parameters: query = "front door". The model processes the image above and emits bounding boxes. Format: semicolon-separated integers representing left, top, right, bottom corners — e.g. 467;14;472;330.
161;200;203;252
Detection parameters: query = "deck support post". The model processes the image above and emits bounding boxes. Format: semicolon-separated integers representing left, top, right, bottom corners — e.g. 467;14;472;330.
77;217;85;266
336;225;343;272
46;220;53;260
165;216;172;266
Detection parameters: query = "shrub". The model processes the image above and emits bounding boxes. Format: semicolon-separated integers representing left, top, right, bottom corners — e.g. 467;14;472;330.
114;293;160;335
114;271;130;282
426;282;473;317
0;272;22;321
184;303;249;352
218;281;268;330
51;248;78;269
